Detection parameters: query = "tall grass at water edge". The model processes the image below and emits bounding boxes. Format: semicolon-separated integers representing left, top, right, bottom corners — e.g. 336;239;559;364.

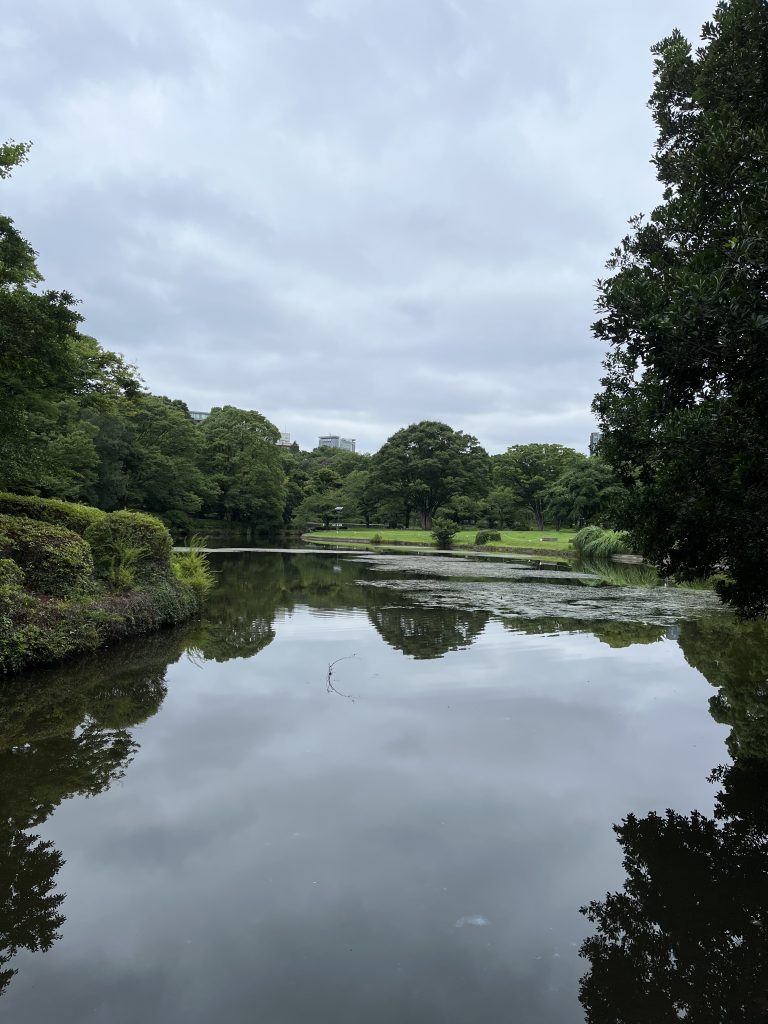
571;526;634;560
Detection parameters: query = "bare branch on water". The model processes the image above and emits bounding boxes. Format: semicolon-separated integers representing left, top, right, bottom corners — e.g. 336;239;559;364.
326;655;357;701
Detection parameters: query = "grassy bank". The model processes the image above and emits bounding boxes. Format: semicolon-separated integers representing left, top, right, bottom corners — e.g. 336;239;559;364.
303;528;578;555
0;493;213;676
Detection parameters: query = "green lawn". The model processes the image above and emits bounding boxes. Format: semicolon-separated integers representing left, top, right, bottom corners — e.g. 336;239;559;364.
304;528;578;553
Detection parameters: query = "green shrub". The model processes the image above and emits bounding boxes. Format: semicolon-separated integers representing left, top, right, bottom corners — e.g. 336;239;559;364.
162;509;193;538
0;514;94;597
371;533;383;545
0;557;23;590
0;492;106;536
475;530;501;545
431;516;458;549
85;510;173;581
0;557;26;621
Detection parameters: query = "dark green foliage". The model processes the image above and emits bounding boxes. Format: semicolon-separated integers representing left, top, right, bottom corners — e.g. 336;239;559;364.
592;0;768;615
431;516;458;549
572;526;633;559
0;558;22;590
0;572;200;676
199;406;286;528
0;492;106;536
0;495;206;675
368;421;490;530
543;458;623;528
493;444;583;530
475;530;502;545
84;510;173;576
122;394;214;517
481;487;522;529
0;514;94;598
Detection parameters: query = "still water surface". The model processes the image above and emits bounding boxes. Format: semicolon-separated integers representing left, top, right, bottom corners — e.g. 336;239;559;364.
2;551;765;1022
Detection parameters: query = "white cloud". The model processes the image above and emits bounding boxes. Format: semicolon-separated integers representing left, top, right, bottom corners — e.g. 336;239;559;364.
0;0;714;452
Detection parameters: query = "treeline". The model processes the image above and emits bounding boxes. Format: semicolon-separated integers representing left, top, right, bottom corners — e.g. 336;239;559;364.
288;422;622;532
1;141;621;536
2;384;622;536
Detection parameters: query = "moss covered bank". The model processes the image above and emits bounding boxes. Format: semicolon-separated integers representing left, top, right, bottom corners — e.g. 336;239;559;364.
0;493;212;675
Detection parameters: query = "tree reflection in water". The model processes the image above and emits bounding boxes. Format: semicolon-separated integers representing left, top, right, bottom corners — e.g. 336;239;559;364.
0;627;194;996
579;616;768;1023
3;552;760;1007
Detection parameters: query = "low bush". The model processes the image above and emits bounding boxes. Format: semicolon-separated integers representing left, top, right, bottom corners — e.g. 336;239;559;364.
431;516;458;549
0;492;106;536
85;510;173;582
572;525;633;559
0;578;202;675
475;530;502;545
0;502;206;676
371;533;383;545
0;514;94;597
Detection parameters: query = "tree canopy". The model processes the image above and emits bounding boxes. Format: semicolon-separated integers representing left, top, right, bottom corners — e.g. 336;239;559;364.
592;0;768;615
492;444;582;530
368;421;490;529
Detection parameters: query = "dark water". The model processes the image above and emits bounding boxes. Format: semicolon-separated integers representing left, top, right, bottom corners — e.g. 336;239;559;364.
2;552;766;1022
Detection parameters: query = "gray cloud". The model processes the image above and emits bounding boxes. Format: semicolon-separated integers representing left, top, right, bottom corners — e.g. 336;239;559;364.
1;0;713;452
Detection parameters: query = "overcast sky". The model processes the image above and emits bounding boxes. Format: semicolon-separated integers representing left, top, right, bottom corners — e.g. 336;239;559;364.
2;0;712;453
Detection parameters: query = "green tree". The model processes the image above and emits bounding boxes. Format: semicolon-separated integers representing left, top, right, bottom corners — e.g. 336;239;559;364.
482;486;525;529
492;444;582;530
122;395;214;521
0;147;99;483
199;406;286;528
368;421;489;530
543;457;623;528
592;0;768;615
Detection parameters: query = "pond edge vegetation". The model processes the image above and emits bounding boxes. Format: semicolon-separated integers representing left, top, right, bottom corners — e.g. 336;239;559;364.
0;492;213;675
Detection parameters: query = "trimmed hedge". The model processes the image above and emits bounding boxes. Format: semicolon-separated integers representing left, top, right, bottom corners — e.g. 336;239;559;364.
475;530;502;545
0;514;94;598
0;494;210;676
85;510;173;576
0;492;106;536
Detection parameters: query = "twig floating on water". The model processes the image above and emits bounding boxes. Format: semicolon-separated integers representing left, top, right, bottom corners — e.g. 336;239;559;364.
326;654;357;701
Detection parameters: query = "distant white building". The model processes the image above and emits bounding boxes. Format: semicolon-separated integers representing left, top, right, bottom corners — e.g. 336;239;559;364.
190;410;209;423
276;432;293;447
319;435;356;452
589;431;602;455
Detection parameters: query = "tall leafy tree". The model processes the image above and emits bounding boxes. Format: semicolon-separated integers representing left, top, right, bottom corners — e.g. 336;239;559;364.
368;421;489;530
0;144;87;479
592;0;768;615
492;444;582;530
199;406;286;527
543;457;623;528
122;395;214;519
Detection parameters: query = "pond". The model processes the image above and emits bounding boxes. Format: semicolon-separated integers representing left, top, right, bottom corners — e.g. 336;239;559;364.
2;551;766;1022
